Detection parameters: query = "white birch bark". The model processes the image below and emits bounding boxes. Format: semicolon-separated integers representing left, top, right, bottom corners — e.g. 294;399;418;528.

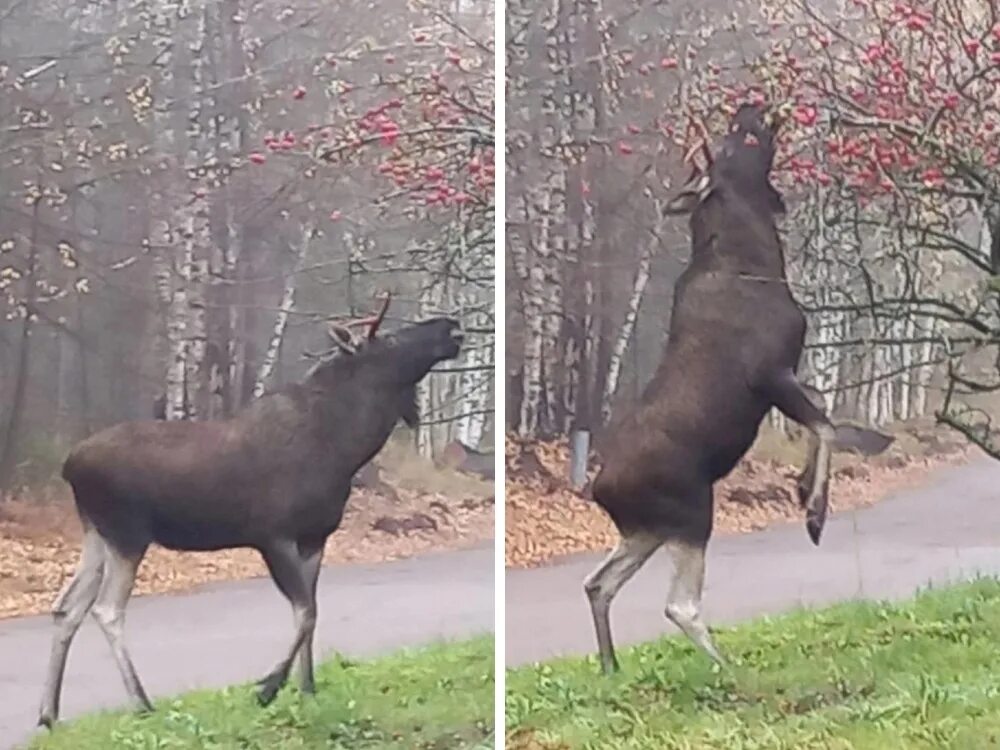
898;315;914;421
601;240;652;424
416;282;440;457
252;225;313;398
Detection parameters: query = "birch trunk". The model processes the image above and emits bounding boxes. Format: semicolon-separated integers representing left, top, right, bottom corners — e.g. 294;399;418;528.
0;202;39;490
601;241;652;424
416;283;440;456
253;226;313;397
519;172;564;437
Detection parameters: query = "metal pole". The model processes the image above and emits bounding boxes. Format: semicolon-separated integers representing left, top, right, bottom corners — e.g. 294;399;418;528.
569;429;590;490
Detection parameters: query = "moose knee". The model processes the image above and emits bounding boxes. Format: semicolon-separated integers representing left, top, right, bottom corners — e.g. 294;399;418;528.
296;605;318;631
583;575;605;604
815;423;836;444
91;603;123;631
664;600;698;628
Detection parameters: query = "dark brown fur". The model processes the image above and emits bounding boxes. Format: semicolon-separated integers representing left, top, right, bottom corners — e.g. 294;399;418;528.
583;105;891;676
64;317;462;556
593;106;801;545
37;316;463;725
592;105;889;547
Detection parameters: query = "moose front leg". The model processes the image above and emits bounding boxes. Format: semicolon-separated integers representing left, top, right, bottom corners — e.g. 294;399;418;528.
764;372;894;545
258;540;318;705
763;372;839;545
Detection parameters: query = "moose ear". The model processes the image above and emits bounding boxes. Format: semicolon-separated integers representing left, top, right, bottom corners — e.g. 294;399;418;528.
767;182;787;215
327;324;357;354
663;189;703;215
663;173;712;215
399;386;419;428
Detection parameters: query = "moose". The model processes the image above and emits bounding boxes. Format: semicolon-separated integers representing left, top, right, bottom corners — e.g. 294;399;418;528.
584;104;893;674
38;294;464;726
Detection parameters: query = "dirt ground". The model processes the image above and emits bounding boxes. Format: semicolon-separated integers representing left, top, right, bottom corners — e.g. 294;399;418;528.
506;420;973;568
0;447;493;620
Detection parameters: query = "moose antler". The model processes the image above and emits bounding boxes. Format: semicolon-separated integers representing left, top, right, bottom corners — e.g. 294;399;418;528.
323;291;392;356
676;114;714;189
339;291;391;339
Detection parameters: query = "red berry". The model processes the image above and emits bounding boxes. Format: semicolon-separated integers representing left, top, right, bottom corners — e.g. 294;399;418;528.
617;141;633;155
793;105;817;127
248;152;266;165
292;86;306;100
660;57;678;69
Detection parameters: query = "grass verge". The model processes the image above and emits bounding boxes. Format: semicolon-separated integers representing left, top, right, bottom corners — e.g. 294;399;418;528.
506;578;1000;749
28;636;494;750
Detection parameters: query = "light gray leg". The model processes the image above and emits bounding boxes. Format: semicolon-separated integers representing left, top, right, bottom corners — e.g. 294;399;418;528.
295;542;324;694
90;543;152;713
801;423;835;544
663;539;723;664
766;371;838;545
583;533;661;674
798;422;893;531
257;540;317;705
38;526;106;727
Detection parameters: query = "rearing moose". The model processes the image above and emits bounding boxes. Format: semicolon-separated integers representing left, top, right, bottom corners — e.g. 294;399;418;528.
585;104;893;674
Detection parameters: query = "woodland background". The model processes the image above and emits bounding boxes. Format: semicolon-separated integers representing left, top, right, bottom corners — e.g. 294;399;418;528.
0;0;496;494
505;0;1000;458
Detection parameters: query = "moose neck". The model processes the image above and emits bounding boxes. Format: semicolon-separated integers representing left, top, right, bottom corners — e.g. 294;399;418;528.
689;187;787;279
303;352;433;474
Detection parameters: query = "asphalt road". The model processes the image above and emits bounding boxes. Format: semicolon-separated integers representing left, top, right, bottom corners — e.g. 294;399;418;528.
507;458;1000;666
0;544;493;749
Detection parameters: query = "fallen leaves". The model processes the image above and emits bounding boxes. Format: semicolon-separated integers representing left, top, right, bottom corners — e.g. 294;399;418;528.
0;479;493;620
505;429;969;569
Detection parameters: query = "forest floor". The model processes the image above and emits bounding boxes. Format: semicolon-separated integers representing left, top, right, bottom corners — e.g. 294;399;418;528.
506;418;972;568
0;442;494;619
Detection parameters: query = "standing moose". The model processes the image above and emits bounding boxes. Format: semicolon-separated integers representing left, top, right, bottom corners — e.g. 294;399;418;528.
38;294;464;726
585;104;893;674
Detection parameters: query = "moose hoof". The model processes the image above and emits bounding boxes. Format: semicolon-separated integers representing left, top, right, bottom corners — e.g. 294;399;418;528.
806;511;826;546
37;713;56;730
256;677;283;706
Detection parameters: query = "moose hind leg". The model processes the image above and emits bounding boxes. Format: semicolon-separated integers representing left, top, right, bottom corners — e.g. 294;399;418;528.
583;532;660;675
662;539;723;664
38;525;106;727
257;540;317;705
91;542;153;713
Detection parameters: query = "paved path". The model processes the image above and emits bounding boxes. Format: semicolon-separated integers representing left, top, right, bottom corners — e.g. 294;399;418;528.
507;458;1000;666
0;545;493;749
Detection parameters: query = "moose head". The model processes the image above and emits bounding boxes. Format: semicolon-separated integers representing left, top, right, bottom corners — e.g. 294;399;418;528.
665;103;788;218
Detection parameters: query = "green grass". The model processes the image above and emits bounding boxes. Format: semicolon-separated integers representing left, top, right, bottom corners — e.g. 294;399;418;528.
506;578;1000;749
29;636;494;750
